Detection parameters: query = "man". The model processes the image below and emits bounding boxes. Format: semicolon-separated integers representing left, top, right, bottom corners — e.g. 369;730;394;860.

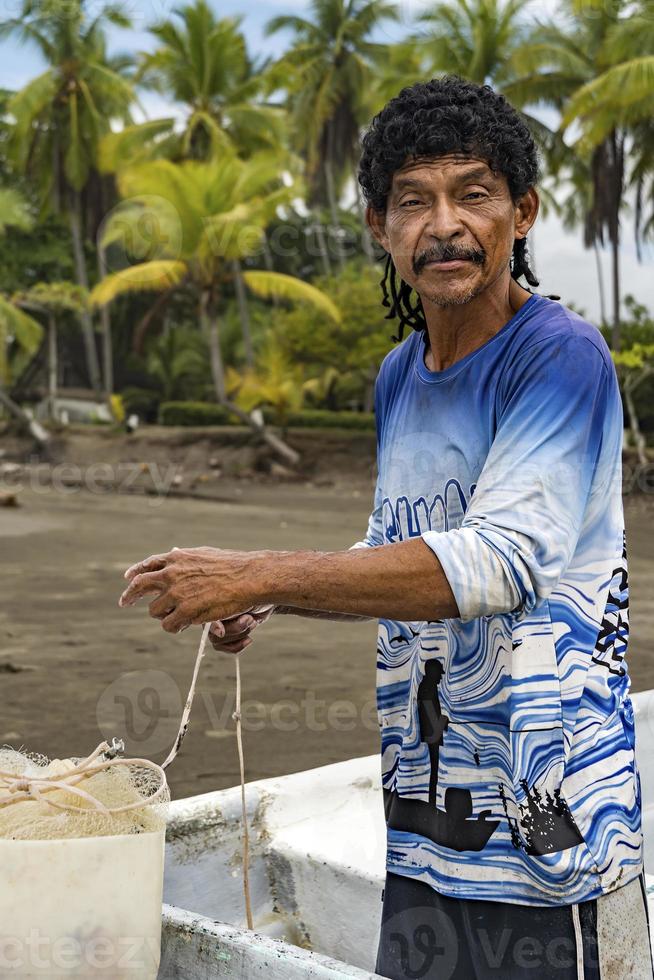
120;77;652;978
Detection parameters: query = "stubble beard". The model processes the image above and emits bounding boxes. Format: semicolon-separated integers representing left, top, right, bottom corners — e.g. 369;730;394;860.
420;277;487;309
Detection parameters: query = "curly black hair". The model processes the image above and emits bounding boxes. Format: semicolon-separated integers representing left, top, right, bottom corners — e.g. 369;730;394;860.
358;76;552;342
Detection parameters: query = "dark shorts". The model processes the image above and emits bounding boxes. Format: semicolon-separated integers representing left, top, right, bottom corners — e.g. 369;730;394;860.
375;871;654;980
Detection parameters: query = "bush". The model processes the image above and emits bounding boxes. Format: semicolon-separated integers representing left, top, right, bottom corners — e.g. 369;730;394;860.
263;408;376;430
158;401;376;430
159;401;236;426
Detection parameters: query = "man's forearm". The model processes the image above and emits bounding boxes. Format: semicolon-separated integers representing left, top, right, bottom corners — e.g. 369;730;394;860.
275;606;372;622
257;538;460;622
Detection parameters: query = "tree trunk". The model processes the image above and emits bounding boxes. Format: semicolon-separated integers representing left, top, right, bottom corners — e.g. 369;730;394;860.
624;379;647;468
593;240;607;326
363;363;376;413
48;315;58;420
611;234;621;351
201;291;227;402
97;244;114;398
200;290;300;465
262;235;279;307
221;398;300;467
0;387;49;445
609;129;624;352
69;190;102;394
52;137;61;214
263;234;274;272
314;218;332;278
132;289;174;354
324;157;345;272
354;179;376;265
232;260;255;368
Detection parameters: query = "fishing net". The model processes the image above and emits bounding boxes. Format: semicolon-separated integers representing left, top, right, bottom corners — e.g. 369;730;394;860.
0;622;253;927
0;739;169;841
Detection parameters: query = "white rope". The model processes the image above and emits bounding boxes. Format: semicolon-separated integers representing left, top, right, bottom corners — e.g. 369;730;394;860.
233;654;254;929
160;621;253;928
0;741;168;814
161;622;211;771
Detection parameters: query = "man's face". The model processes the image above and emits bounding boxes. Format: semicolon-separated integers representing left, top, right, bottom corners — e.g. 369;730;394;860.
367;154;537;308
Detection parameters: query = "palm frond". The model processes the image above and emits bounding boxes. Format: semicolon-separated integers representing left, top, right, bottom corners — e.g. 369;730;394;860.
243;271;341;323
90;261;188;307
0;188;33;235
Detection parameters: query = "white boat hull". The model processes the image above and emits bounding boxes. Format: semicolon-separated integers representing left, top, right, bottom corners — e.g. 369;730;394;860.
160;690;654;977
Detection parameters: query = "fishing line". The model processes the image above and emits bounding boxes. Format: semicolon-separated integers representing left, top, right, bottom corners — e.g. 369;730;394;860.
162;622;254;930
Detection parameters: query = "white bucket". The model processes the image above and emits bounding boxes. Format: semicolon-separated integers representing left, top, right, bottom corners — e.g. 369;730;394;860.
0;829;165;978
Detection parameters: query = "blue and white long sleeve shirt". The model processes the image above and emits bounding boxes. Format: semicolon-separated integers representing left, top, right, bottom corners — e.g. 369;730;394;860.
352;293;641;906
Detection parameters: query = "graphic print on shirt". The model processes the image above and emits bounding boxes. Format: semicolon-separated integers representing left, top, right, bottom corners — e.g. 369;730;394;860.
382;478;475;541
380;486;583;859
384;657;501;851
499;781;583;855
591;530;629;678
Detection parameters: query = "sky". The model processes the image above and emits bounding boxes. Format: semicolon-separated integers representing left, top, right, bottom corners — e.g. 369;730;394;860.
0;0;651;324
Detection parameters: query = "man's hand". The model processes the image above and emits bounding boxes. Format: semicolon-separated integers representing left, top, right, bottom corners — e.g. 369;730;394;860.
208;606;276;654
119;546;270;634
119;538;459;632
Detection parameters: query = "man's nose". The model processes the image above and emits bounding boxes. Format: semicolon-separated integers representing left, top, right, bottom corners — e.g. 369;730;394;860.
422;199;465;240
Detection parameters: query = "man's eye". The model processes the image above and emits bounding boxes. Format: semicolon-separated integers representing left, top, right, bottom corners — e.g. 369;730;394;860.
463;192;486;200
400;199;422;207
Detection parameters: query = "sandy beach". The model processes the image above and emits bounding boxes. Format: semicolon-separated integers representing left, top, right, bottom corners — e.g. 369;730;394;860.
1;478;652;800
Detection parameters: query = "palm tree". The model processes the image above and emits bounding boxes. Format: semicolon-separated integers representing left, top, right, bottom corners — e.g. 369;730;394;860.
539;152;609;325
98;1;295;368
90;152;341;463
265;0;399;257
100;0;286;170
0;0;135;392
138;0;285;160
558;0;654;145
506;0;632;347
415;0;530;86
371;39;426;109
556;0;654;330
631;120;654;263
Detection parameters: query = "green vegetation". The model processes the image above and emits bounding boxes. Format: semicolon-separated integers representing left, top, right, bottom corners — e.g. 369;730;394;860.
159;401;376;431
0;0;653;449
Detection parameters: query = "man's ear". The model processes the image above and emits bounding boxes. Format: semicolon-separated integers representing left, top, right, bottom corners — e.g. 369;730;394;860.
365;204;389;251
514;187;539;240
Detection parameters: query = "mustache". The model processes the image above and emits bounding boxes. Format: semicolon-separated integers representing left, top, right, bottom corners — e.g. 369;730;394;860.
413;244;486;275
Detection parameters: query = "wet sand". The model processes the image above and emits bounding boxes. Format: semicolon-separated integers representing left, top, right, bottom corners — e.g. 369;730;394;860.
1;484;652;799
